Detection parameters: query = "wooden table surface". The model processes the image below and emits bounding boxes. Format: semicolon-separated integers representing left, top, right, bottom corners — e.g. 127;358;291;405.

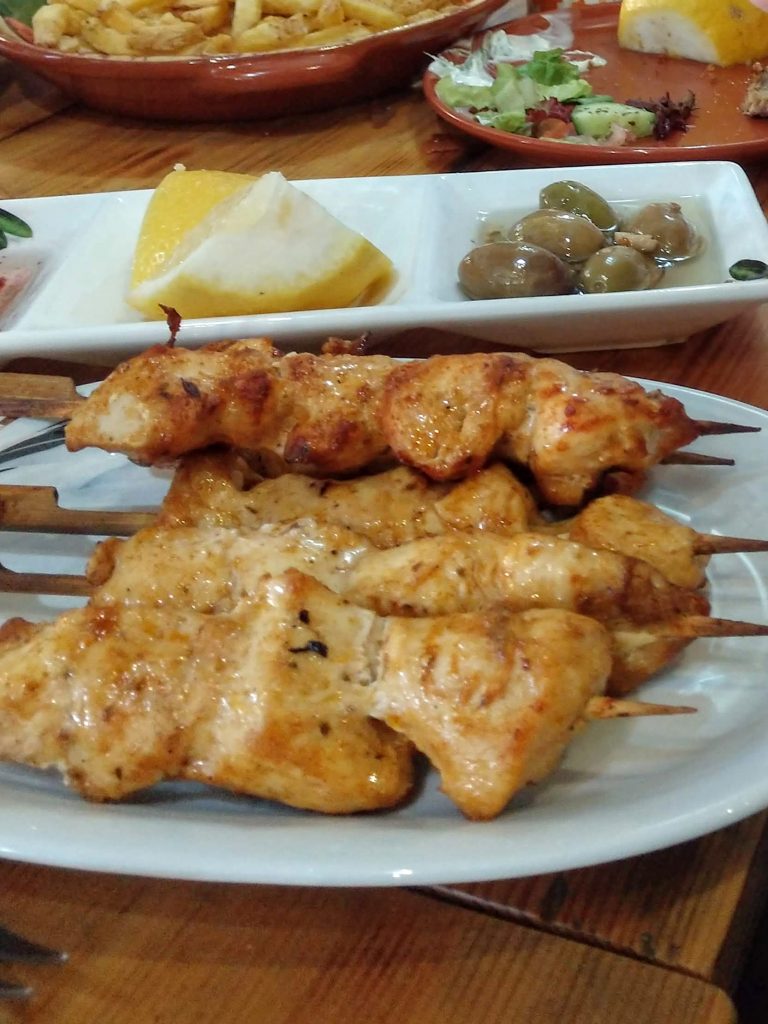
1;65;768;1024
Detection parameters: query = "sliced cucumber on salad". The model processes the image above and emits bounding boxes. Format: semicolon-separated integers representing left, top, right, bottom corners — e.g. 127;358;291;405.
428;38;690;144
571;101;656;140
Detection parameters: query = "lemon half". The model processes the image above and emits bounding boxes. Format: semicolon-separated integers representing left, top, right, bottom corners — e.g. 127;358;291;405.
129;169;394;320
618;0;768;67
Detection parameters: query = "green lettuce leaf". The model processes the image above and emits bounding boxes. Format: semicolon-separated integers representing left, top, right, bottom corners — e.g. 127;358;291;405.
476;110;531;133
545;79;593;102
490;63;540;113
520;48;581;86
434;76;495;112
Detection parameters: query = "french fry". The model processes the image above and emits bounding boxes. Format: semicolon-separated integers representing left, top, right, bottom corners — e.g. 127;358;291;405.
313;0;345;28
231;0;262;35
339;0;404;28
31;0;466;57
80;15;135;52
285;20;368;44
262;0;320;16
56;32;87;48
199;29;234;50
120;0;176;14
129;12;205;50
233;14;290;48
100;3;143;35
177;3;229;32
32;3;76;46
63;0;101;16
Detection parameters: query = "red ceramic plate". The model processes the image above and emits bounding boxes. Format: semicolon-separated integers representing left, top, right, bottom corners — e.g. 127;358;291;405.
423;2;768;164
0;0;505;122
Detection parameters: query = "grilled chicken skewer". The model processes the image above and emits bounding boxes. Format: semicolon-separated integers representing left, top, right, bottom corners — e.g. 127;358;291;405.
0;567;697;820
76;519;768;694
158;453;767;590
2;456;766;592
34;339;750;506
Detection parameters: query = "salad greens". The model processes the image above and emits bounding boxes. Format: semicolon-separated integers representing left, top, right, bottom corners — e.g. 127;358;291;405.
434;49;594;135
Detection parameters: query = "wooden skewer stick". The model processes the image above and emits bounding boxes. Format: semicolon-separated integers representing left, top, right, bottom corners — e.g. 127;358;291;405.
1;484;768;558
661;452;735;467
0;398;81;421
0;485;154;536
614;617;768;639
693;419;761;436
0;374;758;442
585;696;696;718
0;552;765;646
0;373;84;421
693;535;768;555
0;562;91;597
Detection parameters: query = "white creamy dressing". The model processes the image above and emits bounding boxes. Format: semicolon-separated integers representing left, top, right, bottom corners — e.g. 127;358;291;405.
428;11;607;88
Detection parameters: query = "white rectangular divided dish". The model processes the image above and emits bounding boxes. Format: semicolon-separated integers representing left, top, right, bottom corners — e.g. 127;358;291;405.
1;160;767;362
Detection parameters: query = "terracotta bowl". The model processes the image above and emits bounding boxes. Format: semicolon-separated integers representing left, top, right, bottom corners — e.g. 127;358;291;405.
0;0;505;122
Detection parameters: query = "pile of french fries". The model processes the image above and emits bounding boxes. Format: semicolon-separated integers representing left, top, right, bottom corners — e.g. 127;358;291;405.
31;0;466;55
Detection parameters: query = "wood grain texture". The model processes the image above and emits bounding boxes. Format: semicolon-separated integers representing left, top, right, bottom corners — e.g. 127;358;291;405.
0;92;467;199
0;860;736;1024
0;59;68;141
438;815;768;988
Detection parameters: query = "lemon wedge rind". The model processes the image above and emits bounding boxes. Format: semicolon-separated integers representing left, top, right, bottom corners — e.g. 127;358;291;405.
618;0;768;68
129;169;394;320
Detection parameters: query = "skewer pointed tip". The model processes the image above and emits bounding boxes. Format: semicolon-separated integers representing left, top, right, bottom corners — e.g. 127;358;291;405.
662;452;736;467
586;696;697;719
693;534;768;556
694;419;761;436
617;616;768;639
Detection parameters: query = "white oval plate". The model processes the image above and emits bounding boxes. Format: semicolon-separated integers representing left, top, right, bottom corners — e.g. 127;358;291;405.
0;380;766;885
2;161;768;361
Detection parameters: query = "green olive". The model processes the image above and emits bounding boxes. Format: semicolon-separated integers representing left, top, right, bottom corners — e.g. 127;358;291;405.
458;241;574;300
539;180;618;232
624;202;701;261
578;246;664;294
508;209;605;264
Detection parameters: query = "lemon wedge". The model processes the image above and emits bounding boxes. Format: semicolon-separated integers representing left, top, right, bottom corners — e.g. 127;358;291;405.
618;0;768;66
128;169;394;320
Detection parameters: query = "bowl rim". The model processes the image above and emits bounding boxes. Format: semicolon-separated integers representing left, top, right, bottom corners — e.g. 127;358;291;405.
0;0;506;69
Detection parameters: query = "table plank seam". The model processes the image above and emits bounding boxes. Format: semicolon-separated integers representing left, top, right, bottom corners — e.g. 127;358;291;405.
411;884;735;988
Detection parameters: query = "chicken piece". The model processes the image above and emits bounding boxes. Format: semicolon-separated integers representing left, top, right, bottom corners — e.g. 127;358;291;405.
159;451;709;586
159;452;537;545
86;519;372;604
742;64;768;117
65;338;394;475
371;603;610;818
382;354;698;505
0;579;412;813
0;570;612;819
89;521;708;624
0;604;206;800
341;531;705;694
180;572;413;813
342;531;708;624
64;339;701;506
86;519;708;692
565;494;707;589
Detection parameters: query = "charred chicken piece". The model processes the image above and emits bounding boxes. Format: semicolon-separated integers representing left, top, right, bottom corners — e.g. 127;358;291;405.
64;339;701;506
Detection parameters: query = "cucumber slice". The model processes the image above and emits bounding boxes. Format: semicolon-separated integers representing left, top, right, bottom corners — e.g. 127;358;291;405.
571;102;655;140
0;209;32;238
